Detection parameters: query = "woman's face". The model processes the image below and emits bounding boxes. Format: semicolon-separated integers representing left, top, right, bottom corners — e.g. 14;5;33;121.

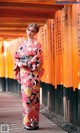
27;26;36;39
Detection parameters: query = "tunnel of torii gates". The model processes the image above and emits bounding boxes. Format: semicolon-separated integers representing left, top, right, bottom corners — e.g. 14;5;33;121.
0;4;80;127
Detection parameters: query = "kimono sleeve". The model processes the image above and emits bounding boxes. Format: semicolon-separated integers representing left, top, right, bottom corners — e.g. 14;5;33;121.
14;48;21;83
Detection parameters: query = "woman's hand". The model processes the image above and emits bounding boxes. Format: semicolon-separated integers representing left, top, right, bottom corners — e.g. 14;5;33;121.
18;62;27;67
28;53;40;65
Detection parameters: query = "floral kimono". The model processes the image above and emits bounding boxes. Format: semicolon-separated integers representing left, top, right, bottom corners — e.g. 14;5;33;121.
14;39;44;129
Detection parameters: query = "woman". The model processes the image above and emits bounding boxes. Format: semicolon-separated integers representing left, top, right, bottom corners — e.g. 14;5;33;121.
14;23;44;130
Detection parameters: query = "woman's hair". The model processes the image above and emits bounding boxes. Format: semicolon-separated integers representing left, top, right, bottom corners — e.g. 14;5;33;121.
27;23;40;33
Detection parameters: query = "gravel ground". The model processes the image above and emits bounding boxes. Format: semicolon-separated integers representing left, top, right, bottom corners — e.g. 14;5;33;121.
40;105;80;133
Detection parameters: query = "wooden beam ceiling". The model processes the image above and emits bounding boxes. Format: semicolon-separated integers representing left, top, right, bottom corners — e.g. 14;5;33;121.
0;0;56;5
0;0;64;39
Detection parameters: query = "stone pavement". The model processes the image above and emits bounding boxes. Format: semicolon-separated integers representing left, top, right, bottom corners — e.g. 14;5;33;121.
0;92;67;133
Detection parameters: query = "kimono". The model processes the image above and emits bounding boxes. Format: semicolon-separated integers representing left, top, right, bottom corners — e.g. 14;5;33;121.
14;39;44;129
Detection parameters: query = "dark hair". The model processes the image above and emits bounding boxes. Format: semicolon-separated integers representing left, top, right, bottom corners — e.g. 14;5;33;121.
27;23;39;33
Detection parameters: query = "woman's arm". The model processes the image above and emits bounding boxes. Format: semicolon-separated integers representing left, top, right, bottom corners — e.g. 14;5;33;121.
27;43;43;71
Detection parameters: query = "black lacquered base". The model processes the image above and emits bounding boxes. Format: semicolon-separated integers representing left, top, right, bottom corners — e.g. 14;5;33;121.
24;125;39;130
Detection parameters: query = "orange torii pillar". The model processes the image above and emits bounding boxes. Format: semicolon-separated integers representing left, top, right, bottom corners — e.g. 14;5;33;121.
0;39;5;91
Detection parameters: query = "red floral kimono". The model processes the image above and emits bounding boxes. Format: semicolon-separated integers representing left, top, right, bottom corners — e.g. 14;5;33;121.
14;39;44;129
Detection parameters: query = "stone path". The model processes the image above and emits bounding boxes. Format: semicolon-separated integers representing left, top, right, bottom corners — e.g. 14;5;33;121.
0;92;67;133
